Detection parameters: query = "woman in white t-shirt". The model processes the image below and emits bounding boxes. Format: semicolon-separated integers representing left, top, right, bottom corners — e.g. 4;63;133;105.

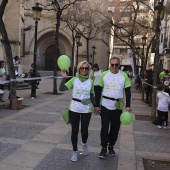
59;61;95;162
13;56;20;76
92;63;102;102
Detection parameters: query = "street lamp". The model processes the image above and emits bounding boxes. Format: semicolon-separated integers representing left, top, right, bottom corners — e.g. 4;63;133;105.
92;45;96;64
141;35;147;74
32;2;42;69
75;33;81;66
136;46;141;68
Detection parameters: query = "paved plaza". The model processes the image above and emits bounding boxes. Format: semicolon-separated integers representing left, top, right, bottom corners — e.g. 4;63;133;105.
0;78;170;170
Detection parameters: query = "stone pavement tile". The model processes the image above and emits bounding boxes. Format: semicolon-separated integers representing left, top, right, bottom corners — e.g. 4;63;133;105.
117;162;136;170
135;134;170;153
13;112;61;124
32;132;65;144
0;142;21;161
34;148;118;170
134;131;170;137
152;152;170;159
118;152;136;163
0;111;16;119
20;141;55;154
0;164;33;170
136;151;153;157
0;150;45;168
0;137;27;145
133;120;170;134
0;122;46;140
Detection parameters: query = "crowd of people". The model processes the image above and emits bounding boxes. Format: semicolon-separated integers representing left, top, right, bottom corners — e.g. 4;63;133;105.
0;57;41;101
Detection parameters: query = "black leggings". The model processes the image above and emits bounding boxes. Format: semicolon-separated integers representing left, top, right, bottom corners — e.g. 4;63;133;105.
69;111;91;151
100;106;122;148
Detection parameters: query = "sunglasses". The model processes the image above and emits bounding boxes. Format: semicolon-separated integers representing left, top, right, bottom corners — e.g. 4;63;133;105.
111;63;119;67
80;67;89;70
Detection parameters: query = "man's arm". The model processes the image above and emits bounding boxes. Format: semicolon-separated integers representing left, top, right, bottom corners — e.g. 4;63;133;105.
125;86;131;107
95;86;103;107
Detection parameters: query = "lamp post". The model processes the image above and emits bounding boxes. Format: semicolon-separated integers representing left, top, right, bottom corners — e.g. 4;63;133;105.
136;46;140;66
151;0;165;118
107;51;111;69
92;45;96;64
32;3;42;69
141;35;147;76
75;33;81;66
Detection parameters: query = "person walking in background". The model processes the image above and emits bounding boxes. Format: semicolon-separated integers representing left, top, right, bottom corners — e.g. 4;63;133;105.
92;63;102;102
144;70;149;104
89;62;94;80
13;56;20;76
162;70;170;95
95;56;131;159
29;63;40;99
0;60;8;102
157;84;170;129
59;61;95;162
147;68;153;106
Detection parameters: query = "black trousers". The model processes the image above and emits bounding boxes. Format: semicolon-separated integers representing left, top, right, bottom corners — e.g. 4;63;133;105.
100;106;122;148
31;82;37;98
158;110;168;126
69;111;91;151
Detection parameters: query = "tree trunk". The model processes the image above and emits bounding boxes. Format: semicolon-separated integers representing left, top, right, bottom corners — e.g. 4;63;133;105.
0;1;16;108
53;12;61;94
151;2;163;118
86;39;89;62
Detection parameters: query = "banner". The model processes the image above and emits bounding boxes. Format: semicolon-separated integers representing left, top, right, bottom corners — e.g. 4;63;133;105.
127;49;135;76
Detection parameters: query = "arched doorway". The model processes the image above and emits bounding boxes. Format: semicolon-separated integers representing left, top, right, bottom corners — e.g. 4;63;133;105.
45;45;55;71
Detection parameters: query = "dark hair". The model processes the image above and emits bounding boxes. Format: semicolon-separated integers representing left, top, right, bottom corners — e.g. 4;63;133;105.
14;56;19;60
89;62;93;66
0;60;4;67
165;70;169;74
31;63;35;67
93;63;99;70
157;84;164;91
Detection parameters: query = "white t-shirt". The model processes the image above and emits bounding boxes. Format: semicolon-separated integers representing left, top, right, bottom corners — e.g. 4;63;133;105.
65;77;94;113
157;91;170;112
98;70;131;110
94;70;102;86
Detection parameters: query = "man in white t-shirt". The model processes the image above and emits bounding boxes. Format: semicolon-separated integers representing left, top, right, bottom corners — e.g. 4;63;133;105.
95;56;131;159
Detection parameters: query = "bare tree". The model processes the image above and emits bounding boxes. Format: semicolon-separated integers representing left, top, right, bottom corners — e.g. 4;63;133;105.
72;1;107;62
41;0;86;94
104;0;155;74
0;0;16;108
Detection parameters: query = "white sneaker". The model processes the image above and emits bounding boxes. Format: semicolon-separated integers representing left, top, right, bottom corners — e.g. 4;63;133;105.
157;125;162;129
164;126;169;129
71;151;78;162
31;97;35;99
81;142;88;155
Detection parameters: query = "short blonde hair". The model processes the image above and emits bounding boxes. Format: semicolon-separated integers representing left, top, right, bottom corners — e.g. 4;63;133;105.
76;61;91;76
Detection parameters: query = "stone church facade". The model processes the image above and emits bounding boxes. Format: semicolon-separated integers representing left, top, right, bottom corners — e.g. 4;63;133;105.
0;0;110;74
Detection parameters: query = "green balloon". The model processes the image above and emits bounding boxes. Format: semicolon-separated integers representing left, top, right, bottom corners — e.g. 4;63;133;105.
57;55;71;70
120;112;133;125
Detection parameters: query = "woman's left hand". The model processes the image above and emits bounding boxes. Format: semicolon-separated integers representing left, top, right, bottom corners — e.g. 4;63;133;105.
60;70;67;78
